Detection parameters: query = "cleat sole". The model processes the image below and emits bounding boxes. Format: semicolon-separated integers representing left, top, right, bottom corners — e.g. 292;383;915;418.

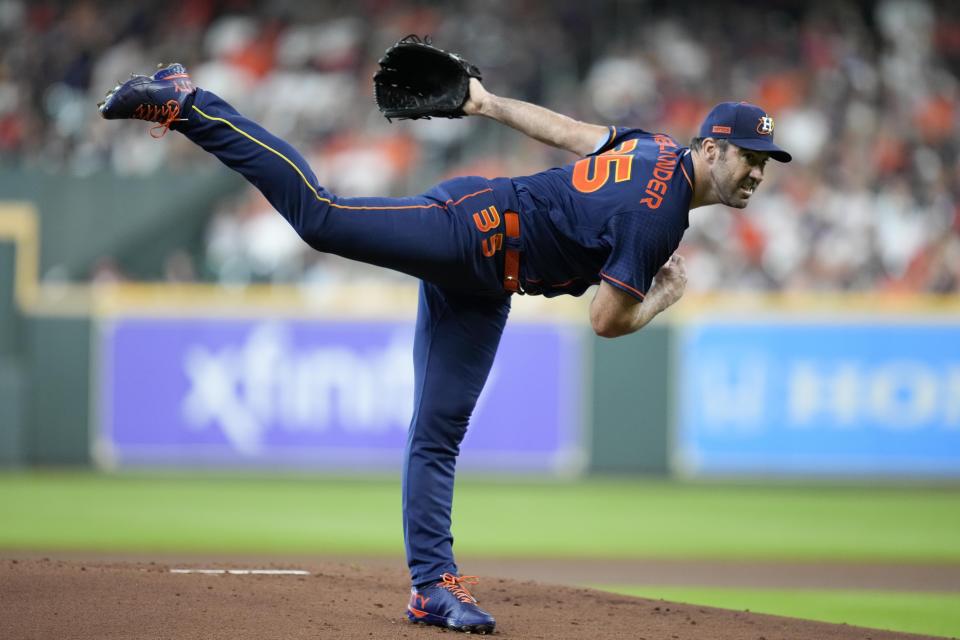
406;613;495;635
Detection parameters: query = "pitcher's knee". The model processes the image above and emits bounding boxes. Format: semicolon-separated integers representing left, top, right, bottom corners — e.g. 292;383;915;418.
409;411;472;453
282;204;332;252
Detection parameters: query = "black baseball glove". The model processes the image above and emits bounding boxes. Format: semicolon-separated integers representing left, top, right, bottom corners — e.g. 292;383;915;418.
373;35;482;121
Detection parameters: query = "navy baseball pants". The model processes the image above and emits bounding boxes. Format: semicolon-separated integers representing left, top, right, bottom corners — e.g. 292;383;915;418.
180;89;515;587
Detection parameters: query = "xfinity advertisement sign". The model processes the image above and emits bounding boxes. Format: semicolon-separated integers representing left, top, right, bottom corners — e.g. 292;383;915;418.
98;318;581;473
178;324;414;456
676;321;960;476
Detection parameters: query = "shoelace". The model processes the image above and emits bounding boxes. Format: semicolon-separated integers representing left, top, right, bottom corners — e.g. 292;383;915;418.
399;33;432;45
132;100;181;138
438;573;480;604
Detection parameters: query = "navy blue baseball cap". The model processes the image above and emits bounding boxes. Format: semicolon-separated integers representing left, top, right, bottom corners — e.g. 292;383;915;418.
699;102;792;163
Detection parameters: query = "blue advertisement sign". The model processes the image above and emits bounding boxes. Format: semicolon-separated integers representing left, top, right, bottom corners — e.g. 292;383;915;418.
677;320;960;476
97;318;582;473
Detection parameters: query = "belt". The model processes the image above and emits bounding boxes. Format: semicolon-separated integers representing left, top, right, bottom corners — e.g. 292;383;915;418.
503;210;521;292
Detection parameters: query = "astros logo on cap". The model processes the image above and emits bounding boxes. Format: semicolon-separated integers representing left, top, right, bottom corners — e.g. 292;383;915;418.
756;116;774;135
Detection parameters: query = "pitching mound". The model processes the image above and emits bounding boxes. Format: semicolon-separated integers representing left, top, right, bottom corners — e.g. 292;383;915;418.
0;558;939;639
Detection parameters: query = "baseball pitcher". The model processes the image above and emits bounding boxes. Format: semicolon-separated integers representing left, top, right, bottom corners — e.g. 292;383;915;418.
99;37;790;635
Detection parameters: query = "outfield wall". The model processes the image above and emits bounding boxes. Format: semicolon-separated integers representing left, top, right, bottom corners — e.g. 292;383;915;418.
4;285;958;478
0;217;25;465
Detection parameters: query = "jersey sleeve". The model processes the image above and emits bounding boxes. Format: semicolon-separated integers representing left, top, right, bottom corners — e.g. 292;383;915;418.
589;127;650;156
599;211;679;300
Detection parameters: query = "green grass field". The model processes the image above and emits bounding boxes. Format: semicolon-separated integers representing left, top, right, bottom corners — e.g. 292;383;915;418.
2;472;958;560
599;586;960;639
2;472;959;637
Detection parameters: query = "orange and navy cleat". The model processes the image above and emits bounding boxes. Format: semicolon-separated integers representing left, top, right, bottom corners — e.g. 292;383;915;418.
406;573;496;634
98;63;195;137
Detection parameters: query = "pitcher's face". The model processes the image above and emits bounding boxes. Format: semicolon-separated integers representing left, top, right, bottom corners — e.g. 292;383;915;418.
710;144;769;209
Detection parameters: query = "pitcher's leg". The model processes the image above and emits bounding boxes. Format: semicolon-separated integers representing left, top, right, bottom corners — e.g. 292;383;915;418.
179;90;505;287
178;89;338;243
402;281;511;587
99;65;510;291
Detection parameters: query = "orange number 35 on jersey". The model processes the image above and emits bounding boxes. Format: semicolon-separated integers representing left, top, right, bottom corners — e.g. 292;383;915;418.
571;139;638;193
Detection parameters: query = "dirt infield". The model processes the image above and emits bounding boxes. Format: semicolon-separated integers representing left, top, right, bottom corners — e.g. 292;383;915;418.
0;557;947;640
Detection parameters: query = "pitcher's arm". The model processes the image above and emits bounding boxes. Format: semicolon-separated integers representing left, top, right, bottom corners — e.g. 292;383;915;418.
462;78;609;157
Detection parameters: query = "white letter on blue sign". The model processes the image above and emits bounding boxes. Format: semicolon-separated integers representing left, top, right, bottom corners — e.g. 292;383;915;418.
787;361;860;428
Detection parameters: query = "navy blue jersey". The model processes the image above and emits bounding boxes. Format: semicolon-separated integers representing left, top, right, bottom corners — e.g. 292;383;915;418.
512;127;694;299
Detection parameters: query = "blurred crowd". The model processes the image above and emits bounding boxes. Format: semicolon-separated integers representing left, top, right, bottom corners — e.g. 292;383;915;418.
2;0;959;293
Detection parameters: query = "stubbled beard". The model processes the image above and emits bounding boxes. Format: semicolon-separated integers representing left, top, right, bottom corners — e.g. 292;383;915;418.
711;170;746;208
